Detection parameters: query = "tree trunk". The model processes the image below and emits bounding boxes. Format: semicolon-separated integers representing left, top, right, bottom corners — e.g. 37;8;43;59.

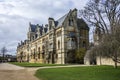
2;52;5;62
99;55;102;65
114;61;117;68
114;53;117;68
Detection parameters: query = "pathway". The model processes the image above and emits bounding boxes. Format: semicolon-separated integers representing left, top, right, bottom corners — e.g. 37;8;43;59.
0;63;91;80
0;63;39;80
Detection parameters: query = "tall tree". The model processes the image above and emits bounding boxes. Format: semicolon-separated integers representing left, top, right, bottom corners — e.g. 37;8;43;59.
0;46;7;62
80;0;120;68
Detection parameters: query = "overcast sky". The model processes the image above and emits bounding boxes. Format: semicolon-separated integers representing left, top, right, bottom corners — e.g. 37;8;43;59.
0;0;89;55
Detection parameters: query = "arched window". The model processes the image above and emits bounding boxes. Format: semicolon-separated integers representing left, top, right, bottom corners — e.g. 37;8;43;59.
58;40;60;49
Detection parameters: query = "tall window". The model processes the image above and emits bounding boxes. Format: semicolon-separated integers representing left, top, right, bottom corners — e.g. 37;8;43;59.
42;45;45;51
27;45;29;51
49;43;53;49
35;34;38;38
83;41;86;48
49;34;53;39
38;47;40;59
57;31;61;37
31;50;32;59
32;36;34;40
69;19;73;26
34;49;35;59
42;38;45;43
42;46;45;59
58;40;60;49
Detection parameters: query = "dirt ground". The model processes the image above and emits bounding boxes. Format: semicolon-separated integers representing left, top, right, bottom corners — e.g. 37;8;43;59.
0;63;39;80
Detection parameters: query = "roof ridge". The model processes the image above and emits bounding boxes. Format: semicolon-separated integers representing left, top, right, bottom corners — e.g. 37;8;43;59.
57;13;68;21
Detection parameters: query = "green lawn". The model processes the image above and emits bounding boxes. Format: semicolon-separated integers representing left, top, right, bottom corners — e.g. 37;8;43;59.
35;66;120;80
9;62;66;67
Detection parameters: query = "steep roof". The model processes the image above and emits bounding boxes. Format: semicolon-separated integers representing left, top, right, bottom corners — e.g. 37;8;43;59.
30;24;37;32
77;18;89;30
29;23;48;34
55;14;68;27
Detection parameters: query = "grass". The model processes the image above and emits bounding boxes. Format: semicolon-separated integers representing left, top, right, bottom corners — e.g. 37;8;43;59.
9;62;66;67
35;66;120;80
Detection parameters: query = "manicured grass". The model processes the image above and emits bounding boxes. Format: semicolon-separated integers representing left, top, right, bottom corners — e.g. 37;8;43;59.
9;62;66;67
35;66;120;80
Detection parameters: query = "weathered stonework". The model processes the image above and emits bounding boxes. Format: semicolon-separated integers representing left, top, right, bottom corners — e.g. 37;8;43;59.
17;8;89;64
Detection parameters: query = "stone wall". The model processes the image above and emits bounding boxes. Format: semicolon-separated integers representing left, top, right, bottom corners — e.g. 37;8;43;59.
96;57;120;66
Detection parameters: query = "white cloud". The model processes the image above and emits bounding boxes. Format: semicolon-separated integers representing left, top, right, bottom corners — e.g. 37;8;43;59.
0;0;89;55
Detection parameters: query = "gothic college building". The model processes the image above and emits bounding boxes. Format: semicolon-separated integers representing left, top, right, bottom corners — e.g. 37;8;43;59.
17;8;89;64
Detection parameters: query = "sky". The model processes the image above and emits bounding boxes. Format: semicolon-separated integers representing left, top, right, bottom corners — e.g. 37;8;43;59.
0;0;89;55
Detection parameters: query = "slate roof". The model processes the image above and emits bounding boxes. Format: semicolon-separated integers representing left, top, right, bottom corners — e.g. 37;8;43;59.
29;23;48;34
30;24;36;32
56;14;68;27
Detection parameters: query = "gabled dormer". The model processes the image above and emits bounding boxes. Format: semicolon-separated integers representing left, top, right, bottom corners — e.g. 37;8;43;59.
55;8;78;28
67;8;77;27
27;22;36;41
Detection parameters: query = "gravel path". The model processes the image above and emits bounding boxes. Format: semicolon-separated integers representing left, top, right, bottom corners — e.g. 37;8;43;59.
0;63;39;80
0;63;91;80
0;63;24;70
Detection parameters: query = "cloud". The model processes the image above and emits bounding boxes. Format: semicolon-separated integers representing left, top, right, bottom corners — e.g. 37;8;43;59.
0;0;89;55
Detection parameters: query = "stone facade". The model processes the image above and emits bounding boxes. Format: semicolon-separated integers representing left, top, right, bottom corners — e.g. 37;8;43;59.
17;8;89;64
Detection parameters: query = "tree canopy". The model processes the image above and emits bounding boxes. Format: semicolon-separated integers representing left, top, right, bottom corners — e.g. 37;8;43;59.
81;0;120;68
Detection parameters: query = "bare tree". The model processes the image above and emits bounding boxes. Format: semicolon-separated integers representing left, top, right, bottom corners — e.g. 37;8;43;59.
0;46;7;62
80;0;120;68
94;27;120;68
80;0;120;33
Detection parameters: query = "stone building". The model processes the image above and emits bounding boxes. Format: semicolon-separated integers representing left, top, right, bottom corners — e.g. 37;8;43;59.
17;8;89;64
